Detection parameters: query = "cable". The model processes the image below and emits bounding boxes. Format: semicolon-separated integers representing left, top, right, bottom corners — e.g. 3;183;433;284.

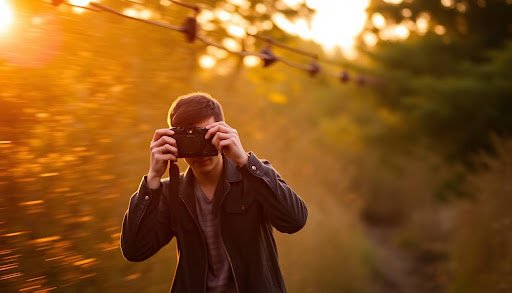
168;0;200;13
248;33;318;59
51;0;371;85
61;1;100;11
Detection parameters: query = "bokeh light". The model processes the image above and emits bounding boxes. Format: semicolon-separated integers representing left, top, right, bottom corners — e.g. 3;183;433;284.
69;0;92;14
222;37;242;52
198;54;216;68
243;55;260;67
372;13;386;29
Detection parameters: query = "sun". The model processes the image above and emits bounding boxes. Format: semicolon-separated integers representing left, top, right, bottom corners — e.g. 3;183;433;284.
273;0;371;59
0;0;14;34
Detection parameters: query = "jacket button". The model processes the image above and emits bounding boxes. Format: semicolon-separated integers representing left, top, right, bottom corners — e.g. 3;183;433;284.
251;165;256;171
144;195;149;200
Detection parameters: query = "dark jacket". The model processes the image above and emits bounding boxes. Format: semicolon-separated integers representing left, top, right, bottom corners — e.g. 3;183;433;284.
120;152;308;293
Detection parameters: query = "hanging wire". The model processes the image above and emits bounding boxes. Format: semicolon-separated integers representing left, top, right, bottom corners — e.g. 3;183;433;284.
248;33;318;59
197;35;254;57
59;1;100;11
204;10;357;79
52;0;371;85
247;33;367;81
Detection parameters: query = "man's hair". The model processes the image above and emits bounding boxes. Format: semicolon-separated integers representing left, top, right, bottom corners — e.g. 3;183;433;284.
167;92;224;127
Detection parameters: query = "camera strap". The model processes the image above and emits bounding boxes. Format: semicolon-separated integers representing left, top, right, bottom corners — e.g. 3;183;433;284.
169;162;180;199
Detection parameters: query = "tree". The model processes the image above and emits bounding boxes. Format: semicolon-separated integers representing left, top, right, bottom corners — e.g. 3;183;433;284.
360;0;512;164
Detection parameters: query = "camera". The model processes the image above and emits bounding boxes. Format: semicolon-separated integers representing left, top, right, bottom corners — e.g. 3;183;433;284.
170;127;218;158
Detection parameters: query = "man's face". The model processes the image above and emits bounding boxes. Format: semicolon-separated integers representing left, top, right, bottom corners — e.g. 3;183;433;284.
183;116;222;175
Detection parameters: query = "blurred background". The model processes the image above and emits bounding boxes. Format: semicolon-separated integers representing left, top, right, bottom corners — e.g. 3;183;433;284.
1;0;511;292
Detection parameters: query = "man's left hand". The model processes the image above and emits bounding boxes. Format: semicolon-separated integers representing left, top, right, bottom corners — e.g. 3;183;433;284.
205;121;248;167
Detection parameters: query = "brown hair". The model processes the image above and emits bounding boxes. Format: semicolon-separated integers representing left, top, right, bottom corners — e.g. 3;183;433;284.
167;92;224;127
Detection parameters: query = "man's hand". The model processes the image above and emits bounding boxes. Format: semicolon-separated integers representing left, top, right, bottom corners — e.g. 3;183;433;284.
205;121;248;167
148;129;178;189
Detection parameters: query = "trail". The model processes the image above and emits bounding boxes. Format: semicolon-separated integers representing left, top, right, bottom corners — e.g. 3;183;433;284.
365;225;434;293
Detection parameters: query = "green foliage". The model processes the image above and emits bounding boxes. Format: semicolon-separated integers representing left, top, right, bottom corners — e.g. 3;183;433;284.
353;3;512;292
368;0;512;52
362;0;512;165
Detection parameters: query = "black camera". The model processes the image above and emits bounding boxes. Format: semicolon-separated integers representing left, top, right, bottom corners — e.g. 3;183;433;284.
170;127;218;158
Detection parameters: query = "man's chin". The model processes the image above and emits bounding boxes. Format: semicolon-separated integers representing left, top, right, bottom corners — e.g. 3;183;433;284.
194;158;211;168
186;155;222;175
190;157;216;171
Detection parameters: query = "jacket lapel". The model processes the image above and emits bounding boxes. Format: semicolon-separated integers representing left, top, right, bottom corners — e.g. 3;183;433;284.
179;167;198;220
218;156;243;205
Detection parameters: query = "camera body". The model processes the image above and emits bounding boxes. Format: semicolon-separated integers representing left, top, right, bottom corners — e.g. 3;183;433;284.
170;127;218;158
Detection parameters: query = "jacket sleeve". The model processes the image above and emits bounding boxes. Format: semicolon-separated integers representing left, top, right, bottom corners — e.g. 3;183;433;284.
240;152;308;234
120;176;175;262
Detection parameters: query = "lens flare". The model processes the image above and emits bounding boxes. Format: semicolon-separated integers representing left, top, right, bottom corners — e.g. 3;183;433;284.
275;0;371;58
0;0;14;34
0;13;63;67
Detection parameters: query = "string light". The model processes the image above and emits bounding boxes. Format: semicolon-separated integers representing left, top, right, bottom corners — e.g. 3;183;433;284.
51;0;372;85
339;70;350;83
260;47;277;67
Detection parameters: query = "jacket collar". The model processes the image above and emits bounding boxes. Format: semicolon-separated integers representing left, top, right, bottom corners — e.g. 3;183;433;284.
179;155;242;217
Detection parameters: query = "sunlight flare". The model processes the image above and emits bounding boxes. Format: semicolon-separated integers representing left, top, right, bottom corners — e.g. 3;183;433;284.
275;0;371;58
0;0;14;34
0;13;63;67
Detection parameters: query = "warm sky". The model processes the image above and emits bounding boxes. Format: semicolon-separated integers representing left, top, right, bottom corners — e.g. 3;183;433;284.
273;0;371;58
0;0;416;68
0;0;375;57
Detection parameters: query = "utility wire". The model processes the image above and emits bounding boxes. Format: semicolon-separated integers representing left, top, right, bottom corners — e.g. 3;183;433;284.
125;0;200;11
168;0;200;13
62;1;100;11
248;33;318;59
52;0;371;85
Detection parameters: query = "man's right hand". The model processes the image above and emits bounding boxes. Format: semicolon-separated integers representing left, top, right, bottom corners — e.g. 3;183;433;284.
147;129;178;189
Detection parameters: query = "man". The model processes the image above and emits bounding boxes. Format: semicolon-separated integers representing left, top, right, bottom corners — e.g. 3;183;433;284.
120;92;308;292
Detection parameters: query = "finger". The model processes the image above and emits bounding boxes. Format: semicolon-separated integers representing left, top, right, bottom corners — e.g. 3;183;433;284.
151;145;162;156
205;121;231;133
153;144;178;158
155;153;177;162
152;128;174;142
152;144;178;157
210;121;236;132
151;135;177;150
159;135;177;147
205;121;226;129
205;125;220;139
160;144;178;157
219;138;236;149
205;124;236;139
214;134;240;153
211;131;231;145
211;132;235;147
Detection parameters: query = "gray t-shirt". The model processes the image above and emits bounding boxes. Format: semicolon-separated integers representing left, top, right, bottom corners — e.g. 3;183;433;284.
194;182;236;293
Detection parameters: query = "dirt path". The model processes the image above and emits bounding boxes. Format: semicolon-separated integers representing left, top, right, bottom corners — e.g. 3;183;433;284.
365;225;428;293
